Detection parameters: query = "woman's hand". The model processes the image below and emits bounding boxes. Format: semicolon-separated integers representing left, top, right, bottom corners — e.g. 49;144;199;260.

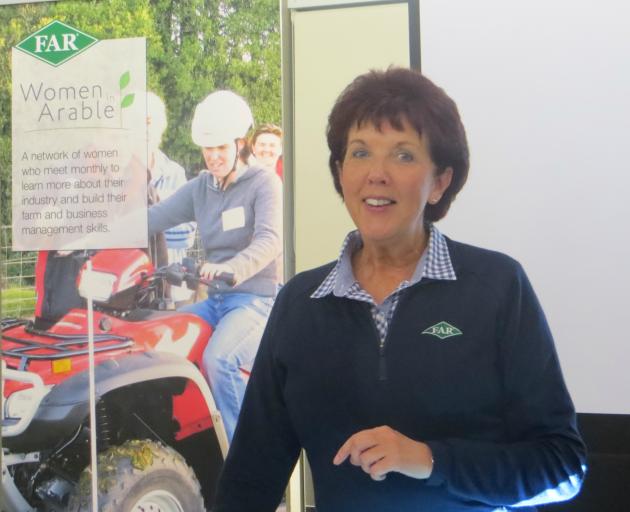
199;262;237;283
333;426;433;481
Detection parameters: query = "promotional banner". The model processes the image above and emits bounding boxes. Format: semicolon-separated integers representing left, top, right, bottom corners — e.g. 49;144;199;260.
12;22;147;251
1;1;282;510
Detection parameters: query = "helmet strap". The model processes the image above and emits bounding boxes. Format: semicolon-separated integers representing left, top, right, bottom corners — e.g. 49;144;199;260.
219;140;241;191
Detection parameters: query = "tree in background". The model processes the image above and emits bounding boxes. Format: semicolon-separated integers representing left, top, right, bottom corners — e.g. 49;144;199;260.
149;0;281;171
0;0;281;225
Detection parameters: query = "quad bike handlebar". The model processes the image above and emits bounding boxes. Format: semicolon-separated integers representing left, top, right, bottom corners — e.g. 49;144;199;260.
73;250;236;312
159;257;236;292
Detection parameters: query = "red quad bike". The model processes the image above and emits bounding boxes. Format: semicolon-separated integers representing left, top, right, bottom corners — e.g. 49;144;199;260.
1;249;236;512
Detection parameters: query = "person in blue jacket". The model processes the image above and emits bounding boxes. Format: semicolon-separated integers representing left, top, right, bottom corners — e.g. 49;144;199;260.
213;67;586;512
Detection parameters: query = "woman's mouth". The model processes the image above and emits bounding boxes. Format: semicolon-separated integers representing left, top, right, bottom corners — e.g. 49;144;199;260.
364;197;395;207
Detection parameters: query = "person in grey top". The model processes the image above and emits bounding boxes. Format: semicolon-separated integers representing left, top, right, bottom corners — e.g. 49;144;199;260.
148;90;283;442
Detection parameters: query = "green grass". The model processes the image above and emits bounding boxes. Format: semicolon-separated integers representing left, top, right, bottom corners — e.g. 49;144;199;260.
1;286;36;318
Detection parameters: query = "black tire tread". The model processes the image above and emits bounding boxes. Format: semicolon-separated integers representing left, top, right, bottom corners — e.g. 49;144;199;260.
68;439;205;512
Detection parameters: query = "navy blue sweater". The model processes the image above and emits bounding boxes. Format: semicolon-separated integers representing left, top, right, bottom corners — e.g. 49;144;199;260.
214;239;586;511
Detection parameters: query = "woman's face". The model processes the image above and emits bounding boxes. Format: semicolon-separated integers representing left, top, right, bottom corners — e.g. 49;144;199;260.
339;118;452;247
202;141;240;179
253;133;282;170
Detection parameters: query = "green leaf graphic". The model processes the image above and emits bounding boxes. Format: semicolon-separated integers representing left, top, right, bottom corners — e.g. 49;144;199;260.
119;71;130;89
121;93;135;109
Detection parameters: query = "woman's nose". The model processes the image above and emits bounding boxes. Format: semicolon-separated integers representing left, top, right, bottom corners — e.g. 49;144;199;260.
366;159;389;184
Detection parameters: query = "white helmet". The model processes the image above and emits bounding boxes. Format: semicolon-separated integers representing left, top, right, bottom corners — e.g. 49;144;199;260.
191;90;254;147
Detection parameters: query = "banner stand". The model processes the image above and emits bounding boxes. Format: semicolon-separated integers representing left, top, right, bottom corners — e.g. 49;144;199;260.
85;259;99;511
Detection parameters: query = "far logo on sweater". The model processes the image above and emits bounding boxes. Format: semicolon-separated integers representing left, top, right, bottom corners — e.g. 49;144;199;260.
422;321;462;340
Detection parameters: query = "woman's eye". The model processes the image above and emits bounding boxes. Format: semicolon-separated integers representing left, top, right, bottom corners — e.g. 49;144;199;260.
396;151;414;162
350;149;369;158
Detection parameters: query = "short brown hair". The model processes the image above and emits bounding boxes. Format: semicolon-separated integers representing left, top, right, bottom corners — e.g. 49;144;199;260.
251;123;283;146
326;68;469;223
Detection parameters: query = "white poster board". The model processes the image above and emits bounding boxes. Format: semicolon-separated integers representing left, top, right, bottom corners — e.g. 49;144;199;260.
421;0;630;414
12;22;147;251
292;3;410;272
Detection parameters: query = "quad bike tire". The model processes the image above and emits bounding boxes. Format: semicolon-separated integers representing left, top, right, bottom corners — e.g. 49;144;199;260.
67;439;205;512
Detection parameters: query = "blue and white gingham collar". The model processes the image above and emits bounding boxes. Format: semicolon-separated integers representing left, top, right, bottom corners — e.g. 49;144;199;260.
311;225;456;299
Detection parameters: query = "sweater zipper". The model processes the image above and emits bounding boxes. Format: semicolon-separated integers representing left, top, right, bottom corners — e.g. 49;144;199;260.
367;308;388;382
378;336;387;381
368;289;410;382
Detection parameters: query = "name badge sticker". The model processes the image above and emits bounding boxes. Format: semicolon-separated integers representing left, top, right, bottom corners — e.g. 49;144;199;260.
222;206;245;231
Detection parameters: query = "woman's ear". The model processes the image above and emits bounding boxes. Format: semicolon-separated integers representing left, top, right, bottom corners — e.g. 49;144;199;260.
430;167;453;204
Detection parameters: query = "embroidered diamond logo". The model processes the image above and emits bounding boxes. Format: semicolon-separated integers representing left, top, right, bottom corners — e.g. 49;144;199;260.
422;321;463;340
16;20;98;67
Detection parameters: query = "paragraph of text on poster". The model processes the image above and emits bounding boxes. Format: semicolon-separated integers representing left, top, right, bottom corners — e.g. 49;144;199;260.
19;147;126;237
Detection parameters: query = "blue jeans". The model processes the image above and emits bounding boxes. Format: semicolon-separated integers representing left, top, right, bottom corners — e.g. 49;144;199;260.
180;293;273;442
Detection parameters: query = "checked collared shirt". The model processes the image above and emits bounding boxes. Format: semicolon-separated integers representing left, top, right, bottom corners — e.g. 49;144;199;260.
311;225;457;347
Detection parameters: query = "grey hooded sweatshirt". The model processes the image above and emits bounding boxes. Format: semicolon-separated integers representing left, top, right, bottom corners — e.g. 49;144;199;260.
148;166;282;297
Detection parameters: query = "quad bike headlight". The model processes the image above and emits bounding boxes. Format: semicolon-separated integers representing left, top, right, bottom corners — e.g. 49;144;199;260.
77;268;117;302
2;364;51;437
4;385;51;420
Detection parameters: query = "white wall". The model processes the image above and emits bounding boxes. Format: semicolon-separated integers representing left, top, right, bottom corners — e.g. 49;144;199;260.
421;0;630;413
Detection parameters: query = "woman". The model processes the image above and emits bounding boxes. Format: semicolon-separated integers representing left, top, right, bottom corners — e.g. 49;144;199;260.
148;90;283;442
251;123;283;178
213;69;586;511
